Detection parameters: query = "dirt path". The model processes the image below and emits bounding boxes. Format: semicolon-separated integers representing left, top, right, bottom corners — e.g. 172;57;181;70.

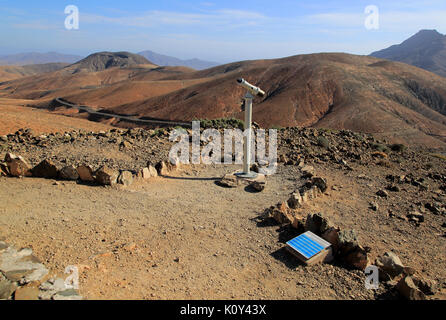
0;164;384;300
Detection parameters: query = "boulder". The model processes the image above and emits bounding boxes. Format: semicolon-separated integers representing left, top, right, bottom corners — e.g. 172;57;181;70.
305;213;334;235
95;166;119;186
272;202;294;225
338;229;359;253
397;276;426;300
155;161;170;176
118;171;133;186
337;229;369;270
343;245;369;270
376;252;405;279
5;154;31;177
288;192;304;209
322;227;340;252
59;165;79;181
31;159;58;179
148;165;158;177
76;165;95;182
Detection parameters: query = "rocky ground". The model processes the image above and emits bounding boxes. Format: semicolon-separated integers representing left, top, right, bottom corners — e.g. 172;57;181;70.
0;125;445;300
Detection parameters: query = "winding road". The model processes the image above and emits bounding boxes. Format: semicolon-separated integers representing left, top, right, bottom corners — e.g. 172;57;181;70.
54;98;192;127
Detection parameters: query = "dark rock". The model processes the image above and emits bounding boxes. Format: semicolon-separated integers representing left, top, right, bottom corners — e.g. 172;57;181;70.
59;165;79;181
311;177;328;193
31;160;59;179
376;190;389;198
77;165;95;182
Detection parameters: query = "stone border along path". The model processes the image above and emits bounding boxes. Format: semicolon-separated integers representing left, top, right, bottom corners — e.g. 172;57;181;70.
0;240;83;300
0;152;184;187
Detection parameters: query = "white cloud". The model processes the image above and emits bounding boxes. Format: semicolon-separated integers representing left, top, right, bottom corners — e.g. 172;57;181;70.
82;9;268;29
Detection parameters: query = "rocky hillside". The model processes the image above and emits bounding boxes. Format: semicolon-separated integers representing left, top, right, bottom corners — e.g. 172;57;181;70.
67;52;153;73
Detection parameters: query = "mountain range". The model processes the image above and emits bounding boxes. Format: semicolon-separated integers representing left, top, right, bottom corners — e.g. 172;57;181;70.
0;52;83;66
138;50;219;70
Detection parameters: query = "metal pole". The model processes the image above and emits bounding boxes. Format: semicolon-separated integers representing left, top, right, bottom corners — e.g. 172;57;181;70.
244;93;253;174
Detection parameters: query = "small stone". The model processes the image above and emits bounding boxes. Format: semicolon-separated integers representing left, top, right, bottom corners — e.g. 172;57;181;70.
407;211;424;223
387;185;400;192
369;202;379;211
218;174;239;188
148;165;158;177
376;190;389;198
59;165;79;181
343;245;369;270
249;175;266;192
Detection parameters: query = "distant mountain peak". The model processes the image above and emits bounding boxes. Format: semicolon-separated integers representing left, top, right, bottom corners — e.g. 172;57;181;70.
370;29;446;77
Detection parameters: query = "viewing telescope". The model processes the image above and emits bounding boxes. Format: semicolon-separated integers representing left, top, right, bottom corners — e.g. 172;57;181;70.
237;78;265;98
234;78;266;179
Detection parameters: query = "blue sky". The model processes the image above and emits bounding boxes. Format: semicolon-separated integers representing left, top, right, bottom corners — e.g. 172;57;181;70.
1;0;445;63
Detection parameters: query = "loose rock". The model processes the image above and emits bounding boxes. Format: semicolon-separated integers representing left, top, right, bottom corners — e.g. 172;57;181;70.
95;166;119;186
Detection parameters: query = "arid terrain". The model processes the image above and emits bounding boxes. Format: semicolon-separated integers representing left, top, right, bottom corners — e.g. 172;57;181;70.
0;125;445;300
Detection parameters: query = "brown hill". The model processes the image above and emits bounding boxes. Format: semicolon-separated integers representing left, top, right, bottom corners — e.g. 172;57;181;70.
68;51;152;73
109;53;446;148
